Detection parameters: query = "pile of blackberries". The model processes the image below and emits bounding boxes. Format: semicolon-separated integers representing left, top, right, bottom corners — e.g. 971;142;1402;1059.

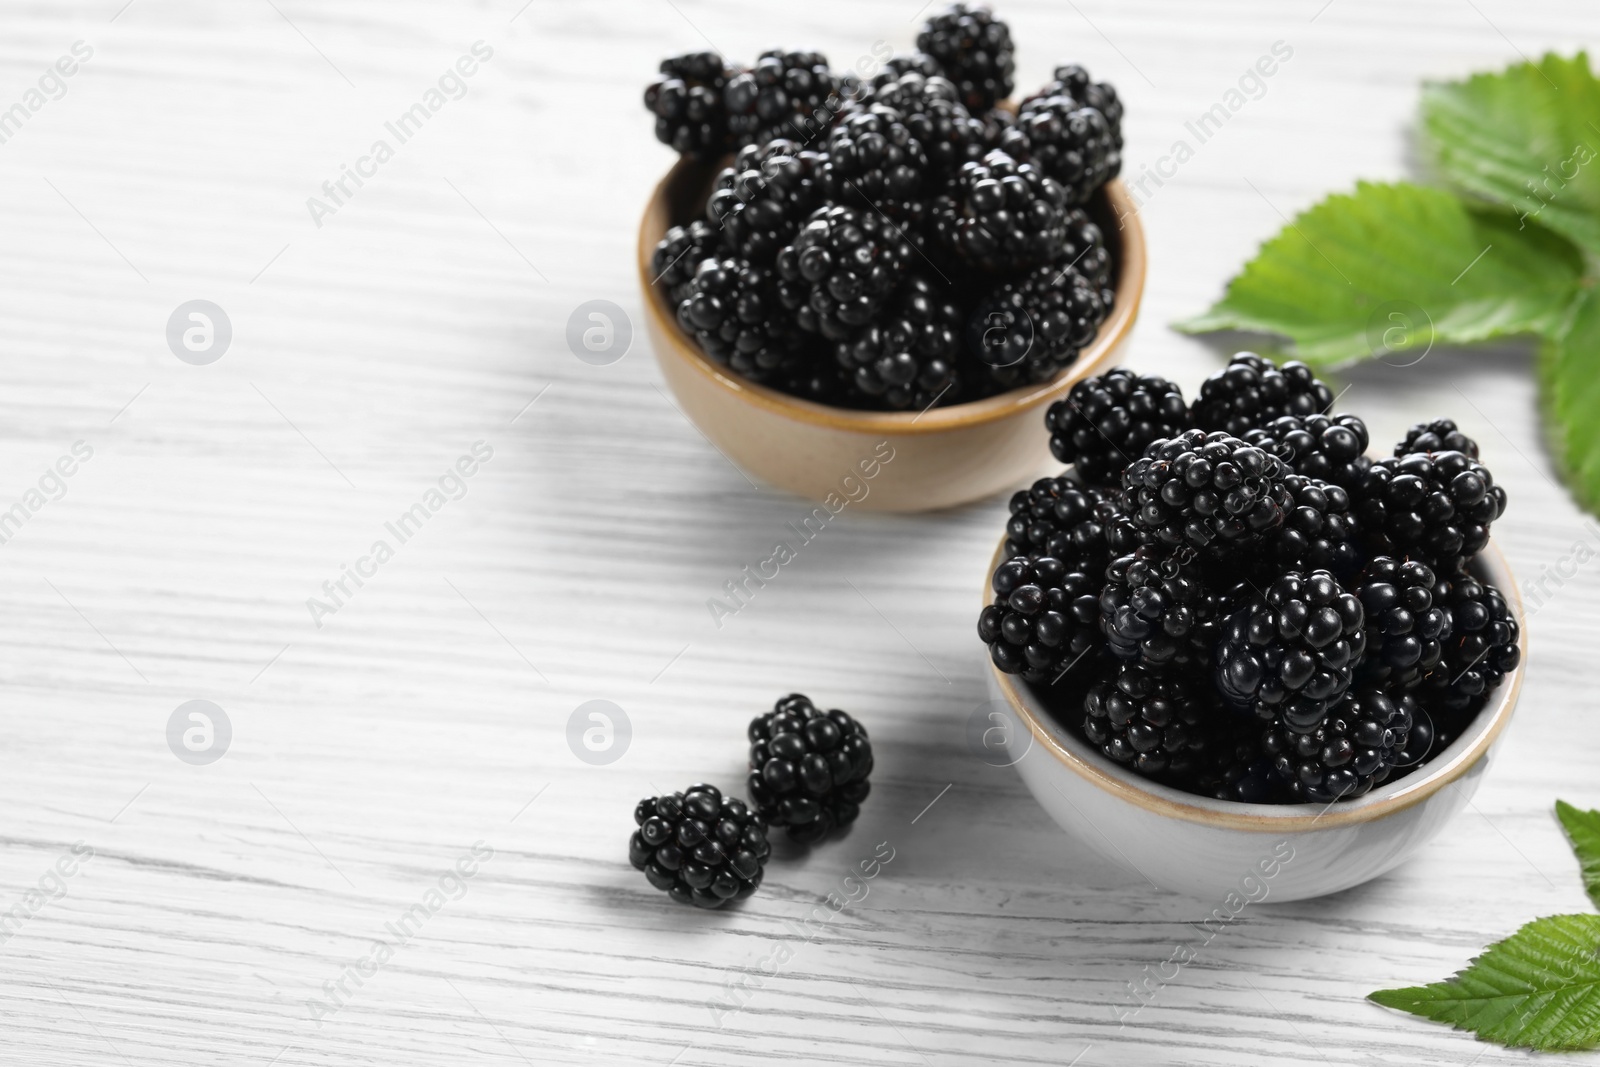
630;694;873;907
644;4;1124;411
980;353;1520;804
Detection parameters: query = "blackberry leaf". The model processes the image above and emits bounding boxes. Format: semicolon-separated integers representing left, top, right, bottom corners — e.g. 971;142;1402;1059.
1541;288;1600;515
1557;799;1600;911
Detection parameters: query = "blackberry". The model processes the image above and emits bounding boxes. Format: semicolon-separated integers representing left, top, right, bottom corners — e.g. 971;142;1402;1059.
1060;207;1114;292
915;4;1016;112
747;694;873;844
630;784;770;908
859;72;987;178
1003;476;1108;570
818;105;930;222
1397;418;1480;460
931;150;1070;273
1192;353;1336;436
677;257;801;383
1422;574;1520;712
1012;95;1121;204
835;274;962;410
1122;429;1294;553
966;262;1107;389
725;50;839;149
707;139;821;265
1352;450;1505;573
1044;368;1191;488
1263;688;1417;803
1024;63;1125;144
1083;664;1216;780
1271;474;1361;578
979;555;1103;680
1243;413;1371;489
644;52;733;159
1214;570;1366;731
1099;546;1227;670
775;205;912;340
1193;722;1283;803
650;220;726;307
1355;557;1451;689
774;344;850;406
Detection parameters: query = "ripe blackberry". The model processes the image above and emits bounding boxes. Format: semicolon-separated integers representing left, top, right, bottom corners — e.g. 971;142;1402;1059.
931;150;1070;273
1012;95;1121;204
774;339;850;405
1083;663;1217;780
1356;557;1451;689
1243;413;1371;489
966;262;1107;389
1122;430;1294;553
1060;207;1114;292
834;274;962;410
818;106;930;222
1214;570;1366;731
747;694;873;844
1099;492;1155;557
1003;475;1108;570
1271;474;1361;578
1044;368;1191;488
859;72;987;178
630;784;770;908
979;555;1103;680
644;52;733;159
651;220;726;306
1422;575;1520;712
1352;450;1506;573
677;257;801;383
1193;722;1283;803
775;205;912;340
707;139;821;266
1397;418;1480;460
1192;353;1336;436
725;50;840;149
1099;546;1226;670
1263;688;1416;803
916;4;1016;112
1023;63;1125;144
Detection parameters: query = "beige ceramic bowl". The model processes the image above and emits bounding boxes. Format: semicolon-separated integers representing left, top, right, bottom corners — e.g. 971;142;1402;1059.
637;158;1147;511
982;536;1526;902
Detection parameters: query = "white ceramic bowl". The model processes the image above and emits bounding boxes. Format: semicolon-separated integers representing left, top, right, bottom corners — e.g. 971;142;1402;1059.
984;540;1526;902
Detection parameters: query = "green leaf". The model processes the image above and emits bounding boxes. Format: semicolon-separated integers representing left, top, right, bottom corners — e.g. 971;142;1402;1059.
1175;181;1585;367
1540;286;1600;513
1557;799;1600;910
1369;914;1600;1050
1422;53;1600;258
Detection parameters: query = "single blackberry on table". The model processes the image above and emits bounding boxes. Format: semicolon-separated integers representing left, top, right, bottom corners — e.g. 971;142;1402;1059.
979;555;1103;680
1270;474;1361;578
834;274;963;410
707;139;821;266
1397;418;1480;460
1121;429;1294;554
725;50;840;149
817;106;931;222
915;3;1016;112
1023;63;1125;143
1242;413;1371;490
1099;546;1227;670
747;694;873;843
1003;475;1108;569
930;150;1070;273
1011;95;1121;204
775;205;912;340
631;784;770;908
966;261;1107;389
1263;688;1417;803
1191;353;1335;436
1352;450;1506;573
1355;557;1451;690
1083;663;1216;780
644;52;734;159
1214;569;1366;731
1044;368;1191;488
651;220;726;306
677;257;802;383
1421;574;1520;712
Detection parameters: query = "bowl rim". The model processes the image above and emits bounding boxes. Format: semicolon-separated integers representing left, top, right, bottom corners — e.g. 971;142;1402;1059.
636;159;1147;438
986;534;1527;832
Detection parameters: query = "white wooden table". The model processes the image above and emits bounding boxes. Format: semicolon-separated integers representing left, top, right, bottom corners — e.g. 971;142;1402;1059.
2;1;1597;1063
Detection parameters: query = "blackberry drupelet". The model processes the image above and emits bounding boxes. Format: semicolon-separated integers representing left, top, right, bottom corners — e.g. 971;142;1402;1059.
1100;492;1155;556
1263;688;1416;803
724;50;839;149
979;555;1103;680
1422;574;1520;712
1003;475;1108;569
1356;557;1451;689
1271;474;1361;578
776;205;912;340
1352;450;1506;573
930;150;1070;273
651;220;727;306
1044;368;1191;488
747;694;873;843
1243;413;1371;489
834;274;964;410
1098;546;1224;670
1083;663;1214;780
966;262;1107;389
644;52;733;159
1012;94;1120;204
1214;569;1366;731
1397;418;1480;460
677;257;801;383
707;139;821;266
1121;429;1294;553
915;3;1016;112
631;784;770;908
818;106;931;222
1191;352;1335;436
